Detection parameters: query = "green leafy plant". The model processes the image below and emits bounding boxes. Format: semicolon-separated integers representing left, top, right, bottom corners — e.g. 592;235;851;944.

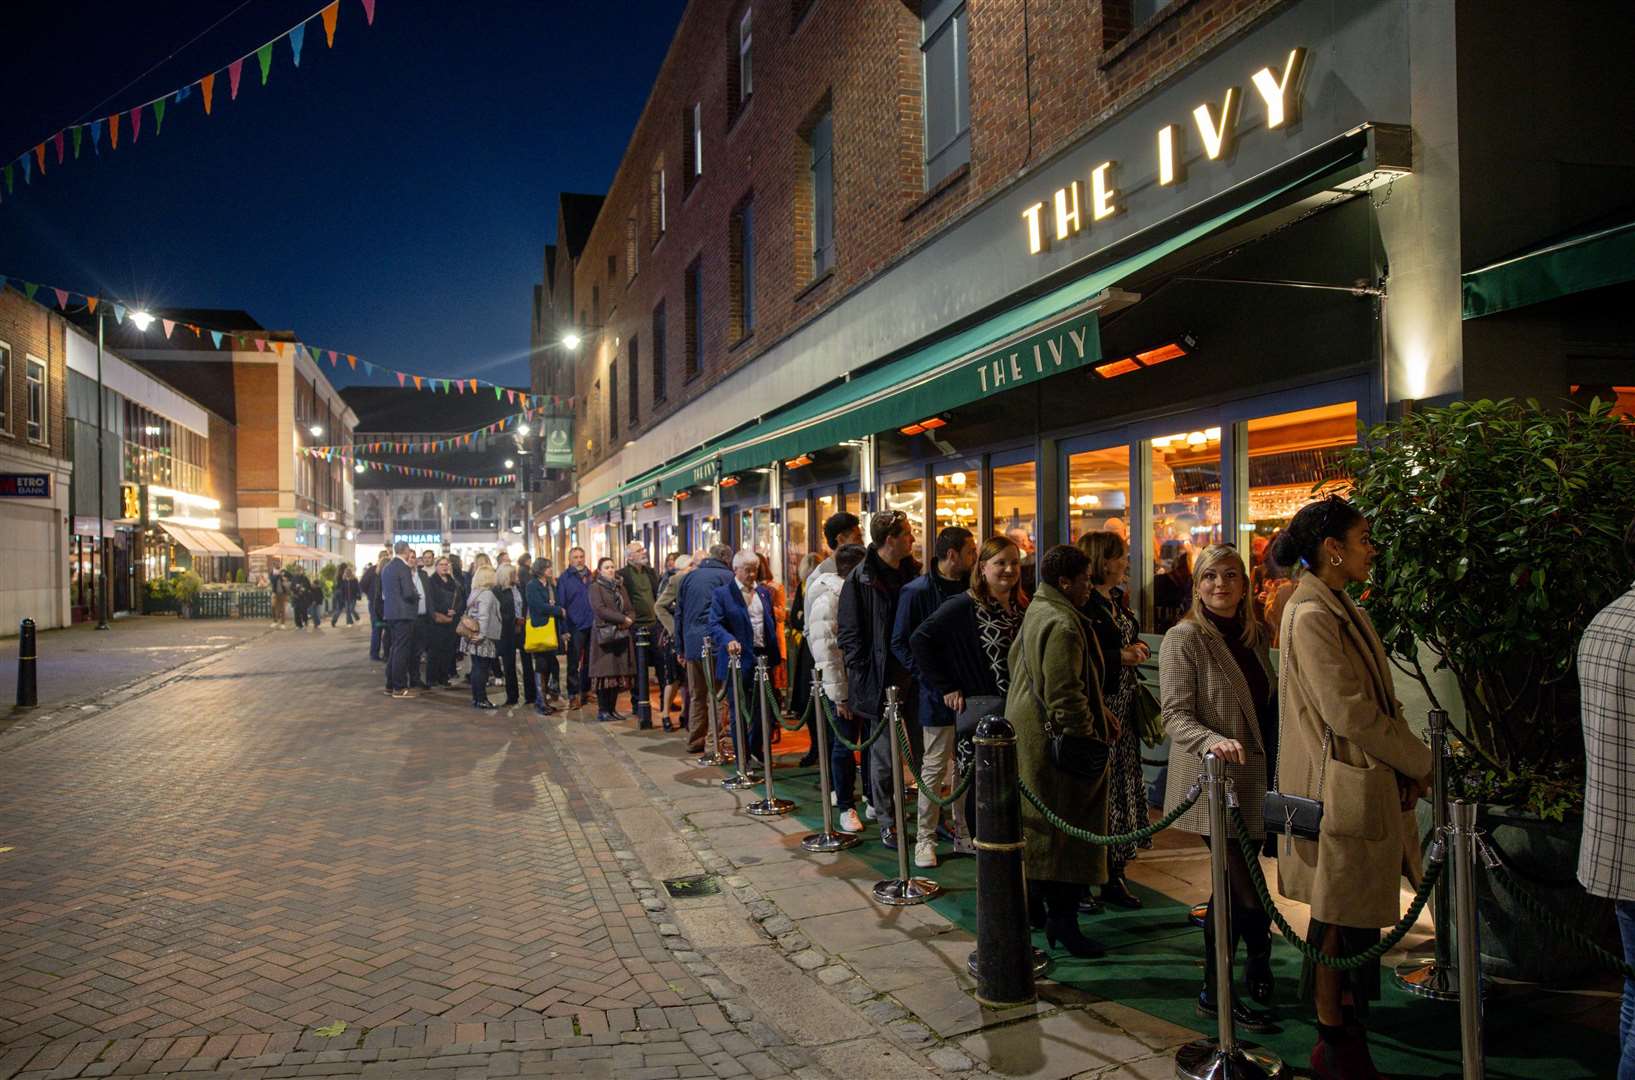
171;569;204;606
234;568;247;584
1347;398;1635;820
145;577;175;601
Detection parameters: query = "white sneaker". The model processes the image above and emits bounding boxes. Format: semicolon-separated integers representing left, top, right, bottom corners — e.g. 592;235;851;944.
952;833;977;856
838;809;864;833
830;790;837;807
865;803;878;821
914;840;939;869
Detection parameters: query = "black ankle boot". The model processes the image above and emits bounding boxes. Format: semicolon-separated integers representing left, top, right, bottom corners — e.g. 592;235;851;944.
1244;947;1274;1005
1099;876;1143;910
1044;914;1104;958
1196;988;1278;1033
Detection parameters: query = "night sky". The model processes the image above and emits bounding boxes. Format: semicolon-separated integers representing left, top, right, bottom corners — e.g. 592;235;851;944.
0;0;680;389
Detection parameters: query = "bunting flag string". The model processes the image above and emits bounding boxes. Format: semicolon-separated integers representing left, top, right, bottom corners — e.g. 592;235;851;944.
0;272;576;410
300;448;516;487
2;0;369;207
305;402;547;458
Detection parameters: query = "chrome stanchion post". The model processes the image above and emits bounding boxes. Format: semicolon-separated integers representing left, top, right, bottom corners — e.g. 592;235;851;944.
721;652;760;791
1452;800;1486;1080
802;679;860;852
746;657;794;816
1395;708;1459;1000
695;639;724;767
1176;754;1287;1080
872;688;940;906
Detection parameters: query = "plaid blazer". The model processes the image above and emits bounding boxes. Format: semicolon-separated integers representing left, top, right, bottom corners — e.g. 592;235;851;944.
1578;583;1635;901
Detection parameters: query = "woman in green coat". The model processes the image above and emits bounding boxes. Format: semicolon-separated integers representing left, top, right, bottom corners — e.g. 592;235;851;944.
1006;544;1117;959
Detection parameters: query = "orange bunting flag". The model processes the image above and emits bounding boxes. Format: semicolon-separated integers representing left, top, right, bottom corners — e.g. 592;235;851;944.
201;73;215;115
110;112;120;149
273;342;286;357
321;1;340;46
35;143;46;173
468;379;478;394
347;354;357;369
86;296;98;314
412;375;422;390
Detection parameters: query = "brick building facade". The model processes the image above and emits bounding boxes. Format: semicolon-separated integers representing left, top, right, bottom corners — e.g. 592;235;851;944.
543;0;1635;615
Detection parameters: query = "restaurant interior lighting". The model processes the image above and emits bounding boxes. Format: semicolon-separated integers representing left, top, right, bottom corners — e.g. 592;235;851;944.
469;510;479;519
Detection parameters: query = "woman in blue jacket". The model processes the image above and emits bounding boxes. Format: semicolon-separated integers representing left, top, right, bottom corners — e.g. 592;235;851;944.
524;558;566;716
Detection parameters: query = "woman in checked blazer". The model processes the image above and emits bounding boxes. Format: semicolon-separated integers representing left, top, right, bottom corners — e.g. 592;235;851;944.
1160;544;1278;1033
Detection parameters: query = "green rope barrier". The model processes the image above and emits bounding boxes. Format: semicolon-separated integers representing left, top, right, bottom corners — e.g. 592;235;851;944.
1230;807;1443;971
817;691;889;752
1487;862;1635;979
1017;775;1200;846
760;677;810;732
890;709;972;809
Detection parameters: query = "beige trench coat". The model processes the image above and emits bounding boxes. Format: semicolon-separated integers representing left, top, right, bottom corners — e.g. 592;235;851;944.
1160;618;1273;838
1273;574;1433;928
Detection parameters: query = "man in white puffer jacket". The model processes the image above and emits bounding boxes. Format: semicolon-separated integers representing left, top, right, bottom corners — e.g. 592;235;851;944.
805;543;869;833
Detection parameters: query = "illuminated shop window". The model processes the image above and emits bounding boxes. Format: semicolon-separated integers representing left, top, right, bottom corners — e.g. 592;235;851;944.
883;476;926;565
1150;428;1222;633
934;468;980;538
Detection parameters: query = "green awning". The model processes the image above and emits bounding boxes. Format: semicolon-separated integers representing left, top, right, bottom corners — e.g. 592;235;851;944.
657;451;719;497
711;169;1328;476
1463;220;1635;319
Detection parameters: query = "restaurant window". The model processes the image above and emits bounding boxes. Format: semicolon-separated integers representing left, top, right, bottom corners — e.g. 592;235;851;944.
684;258;703;379
730;196;756;340
1066;445;1132;543
934;467;980;537
839;489;860;519
883;475;926;566
990;459;1036;559
1240;401;1358;640
1149;427;1223;633
809;110;835;279
0;341;9;434
628;336;640;427
652;302;668;403
921;0;970;188
784;494;808;586
26;356;47;445
592;284;600;327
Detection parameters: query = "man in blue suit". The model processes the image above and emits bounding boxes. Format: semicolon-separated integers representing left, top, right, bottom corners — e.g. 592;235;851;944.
708;548;780;766
381;540;424;697
557;547;595;706
676;543;736;753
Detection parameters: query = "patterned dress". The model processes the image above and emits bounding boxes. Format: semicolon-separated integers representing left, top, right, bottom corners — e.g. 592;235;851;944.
956;600;1024;785
1099;591;1149;875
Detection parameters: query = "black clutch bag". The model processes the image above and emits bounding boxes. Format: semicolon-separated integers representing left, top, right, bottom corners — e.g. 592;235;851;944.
1048;733;1111;780
1263;789;1323;843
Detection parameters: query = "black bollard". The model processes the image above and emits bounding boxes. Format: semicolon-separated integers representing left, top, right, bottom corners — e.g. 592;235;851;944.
16;618;38;708
971;714;1035;1008
634;625;654;730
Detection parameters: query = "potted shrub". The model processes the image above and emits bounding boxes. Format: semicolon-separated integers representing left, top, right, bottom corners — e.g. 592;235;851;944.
171;569;204;618
144;576;177;615
1347;397;1635;979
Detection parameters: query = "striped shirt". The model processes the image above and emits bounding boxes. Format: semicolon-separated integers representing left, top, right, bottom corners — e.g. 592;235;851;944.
1579;583;1635;900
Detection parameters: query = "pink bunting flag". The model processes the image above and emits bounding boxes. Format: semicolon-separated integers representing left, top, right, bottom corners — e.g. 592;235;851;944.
130;106;142;143
228;59;244;100
361;0;375;25
53;132;64;164
161;319;175;339
506;389;515;404
52;288;69;310
328;350;338;365
254;337;266;352
396;372;405;386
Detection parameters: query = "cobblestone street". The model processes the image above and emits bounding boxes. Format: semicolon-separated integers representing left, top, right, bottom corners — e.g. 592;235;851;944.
0;628;821;1080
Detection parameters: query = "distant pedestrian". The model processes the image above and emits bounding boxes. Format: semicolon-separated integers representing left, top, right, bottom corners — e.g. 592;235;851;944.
493;564;525;706
787;552;820;765
330;564;360;627
814;512;863;577
428;557;463;688
361;551;389;660
460;565;501;709
589;557;634;722
618;541;663;728
655;553;693;731
269;567;290;628
1578;515;1635;1080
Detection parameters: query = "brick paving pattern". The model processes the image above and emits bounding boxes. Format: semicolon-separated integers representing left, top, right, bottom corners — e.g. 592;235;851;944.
0;631;790;1078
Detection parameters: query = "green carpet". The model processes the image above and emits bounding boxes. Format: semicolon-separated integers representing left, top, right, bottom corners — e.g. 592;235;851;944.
736;756;1616;1078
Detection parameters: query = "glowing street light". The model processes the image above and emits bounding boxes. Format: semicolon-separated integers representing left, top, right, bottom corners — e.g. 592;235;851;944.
354;463;366;474
309;424;324;437
504;458;515;469
561;332;582;351
517;423;530;436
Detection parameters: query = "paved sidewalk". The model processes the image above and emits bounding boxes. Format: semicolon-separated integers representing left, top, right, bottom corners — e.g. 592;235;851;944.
0;631;852;1079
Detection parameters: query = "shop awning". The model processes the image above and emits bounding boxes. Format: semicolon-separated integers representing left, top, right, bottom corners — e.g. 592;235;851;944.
157;521;245;558
247;541;335;561
707;162;1347;477
1462;219;1635;319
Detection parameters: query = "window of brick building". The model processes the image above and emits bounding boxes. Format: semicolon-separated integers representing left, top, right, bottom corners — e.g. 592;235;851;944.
921;0;970;188
808;109;835;279
626;217;639;282
790;0;816;30
737;7;754;108
730;196;756;340
26;355;47;445
684;258;703;379
609;357;620;442
652;302;668;404
684;103;703;191
628;335;640;427
607;253;617;284
1102;0;1175;46
650;157;667;245
0;341;10;434
592;284;600;327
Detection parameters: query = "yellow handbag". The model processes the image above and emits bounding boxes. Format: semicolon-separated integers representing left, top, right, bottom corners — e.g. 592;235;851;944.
524;614;558;653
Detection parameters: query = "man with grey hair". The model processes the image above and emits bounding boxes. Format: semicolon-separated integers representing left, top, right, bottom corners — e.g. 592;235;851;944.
707;548;779;764
381;540;424;697
618;541;663;729
676;543;737;753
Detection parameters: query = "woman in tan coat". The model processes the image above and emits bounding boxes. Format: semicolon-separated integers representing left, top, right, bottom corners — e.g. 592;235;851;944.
1006;544;1116;959
1269;495;1432;1079
1160;544;1277;1033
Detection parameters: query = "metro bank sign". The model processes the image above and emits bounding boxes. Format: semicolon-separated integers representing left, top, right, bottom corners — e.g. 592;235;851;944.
1020;48;1307;255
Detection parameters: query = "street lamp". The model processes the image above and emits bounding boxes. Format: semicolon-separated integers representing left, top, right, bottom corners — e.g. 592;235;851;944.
504;458;515;469
309;424;324;438
93;308;154;629
517;423;530;436
560;332;582;351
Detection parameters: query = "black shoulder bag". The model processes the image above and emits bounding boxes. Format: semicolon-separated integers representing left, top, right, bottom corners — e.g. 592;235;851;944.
1031;623;1110;780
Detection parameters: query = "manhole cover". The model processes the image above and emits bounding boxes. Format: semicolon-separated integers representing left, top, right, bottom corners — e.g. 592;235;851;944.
662;874;720;898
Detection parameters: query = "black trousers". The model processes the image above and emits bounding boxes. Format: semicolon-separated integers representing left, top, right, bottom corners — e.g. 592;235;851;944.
566;626;592;698
386;619;415;691
519;644;537;704
428;622;457;685
498;633;521;704
411;617;431;687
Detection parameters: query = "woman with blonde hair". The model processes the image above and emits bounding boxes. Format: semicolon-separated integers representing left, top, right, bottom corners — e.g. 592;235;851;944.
460;564;501;710
1160;543;1277;1032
